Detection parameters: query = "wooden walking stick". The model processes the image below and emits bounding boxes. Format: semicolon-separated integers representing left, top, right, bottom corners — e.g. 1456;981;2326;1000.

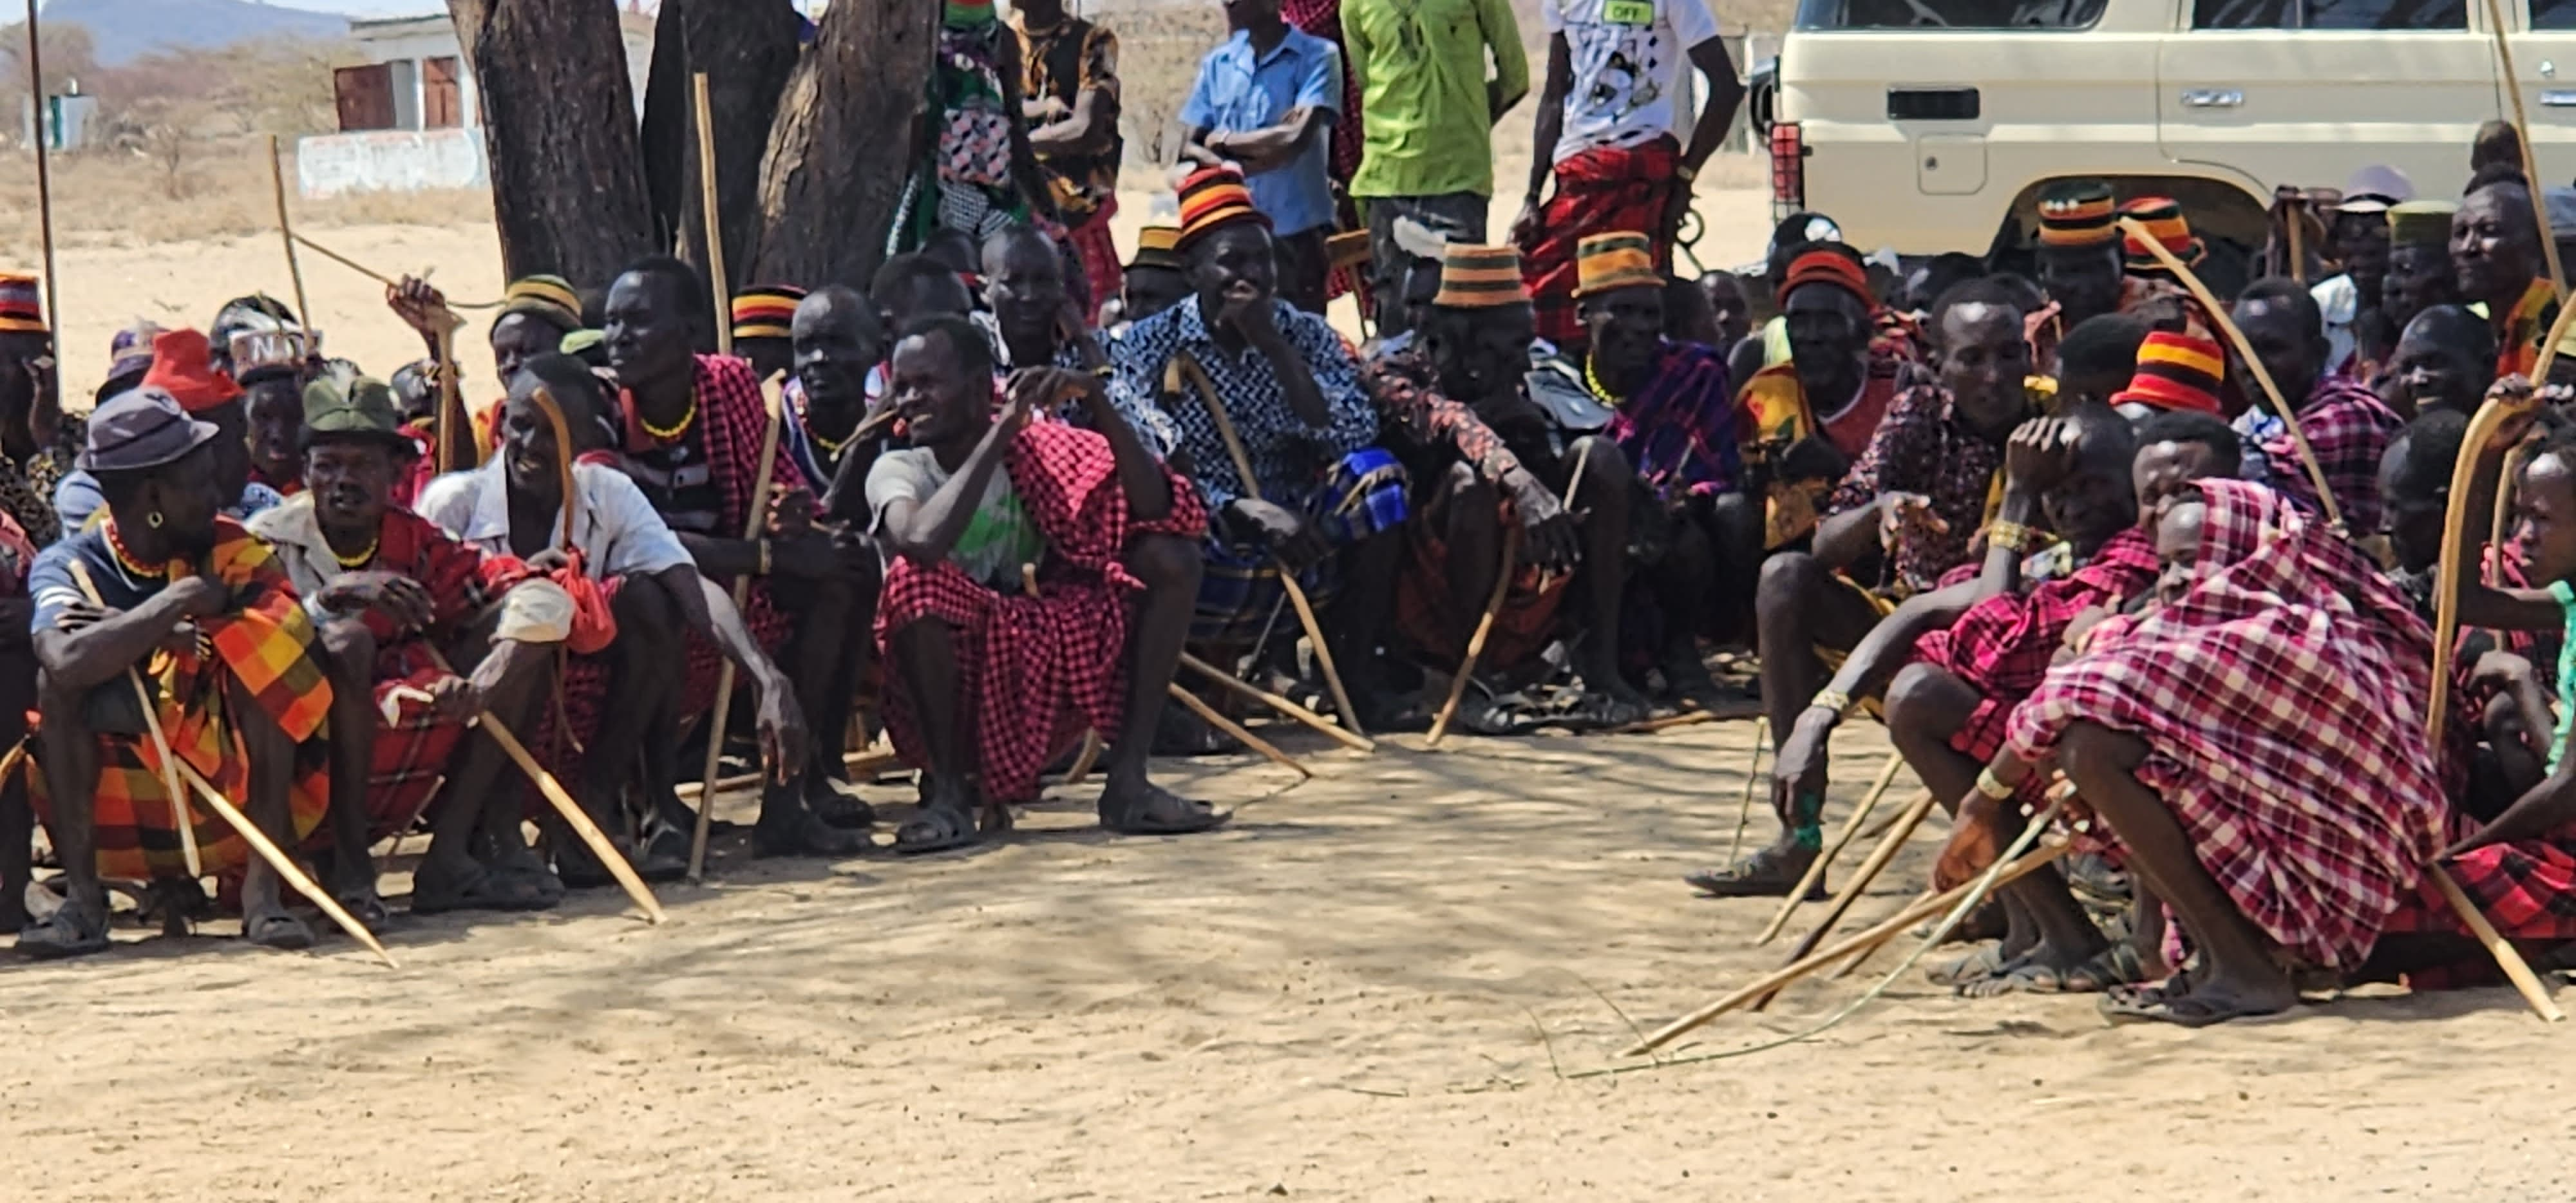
1426;527;1520;747
1755;751;1904;946
1750;787;1940;1012
685;377;786;883
421;649;664;924
1061;730;1106;787
1171;355;1368;739
290;233;504;310
2119;216;2344;533
66;562;392;966
23;0;59;337
2481;0;2568;301
1166;683;1314;779
1178;651;1374;752
1622;839;2071;1056
693;73;735;359
1722;714;1769;862
2425;379;2568;1023
267;134;313;328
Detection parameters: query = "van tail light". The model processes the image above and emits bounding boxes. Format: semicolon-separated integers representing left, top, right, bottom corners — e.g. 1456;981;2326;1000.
1770;121;1805;207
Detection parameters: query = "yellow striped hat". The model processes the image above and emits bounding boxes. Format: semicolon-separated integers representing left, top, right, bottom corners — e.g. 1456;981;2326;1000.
732;284;807;343
1573;232;1661;298
500;274;583;333
0;272;42;334
2037;180;2119;248
1432;244;1531;309
1130;225;1185;272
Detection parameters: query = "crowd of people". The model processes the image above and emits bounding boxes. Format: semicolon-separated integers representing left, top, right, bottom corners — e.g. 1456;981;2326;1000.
0;0;2571;1030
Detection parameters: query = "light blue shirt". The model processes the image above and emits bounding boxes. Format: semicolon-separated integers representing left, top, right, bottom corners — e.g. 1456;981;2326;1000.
1182;27;1343;238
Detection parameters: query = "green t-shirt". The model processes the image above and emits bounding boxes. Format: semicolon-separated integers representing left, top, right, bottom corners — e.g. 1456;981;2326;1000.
1343;0;1530;199
866;446;1048;590
2551;581;2576;775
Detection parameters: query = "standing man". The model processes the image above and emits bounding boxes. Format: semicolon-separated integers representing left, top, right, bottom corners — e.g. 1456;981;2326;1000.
1344;0;1529;337
1183;0;1347;315
2313;166;2411;377
1013;0;1126;317
1513;0;1741;354
2382;200;2462;341
2453;180;2556;380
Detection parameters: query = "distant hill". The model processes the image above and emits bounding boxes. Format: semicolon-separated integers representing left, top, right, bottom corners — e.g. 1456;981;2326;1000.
41;0;354;66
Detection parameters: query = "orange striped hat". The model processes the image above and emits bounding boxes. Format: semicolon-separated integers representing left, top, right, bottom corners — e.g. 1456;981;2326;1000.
1176;166;1269;251
0;272;41;334
1130;225;1185;272
2120;196;2206;274
731;284;806;343
2112;330;2225;415
1574;231;1661;298
1780;243;1873;307
2037;179;2119;249
1432;244;1531;309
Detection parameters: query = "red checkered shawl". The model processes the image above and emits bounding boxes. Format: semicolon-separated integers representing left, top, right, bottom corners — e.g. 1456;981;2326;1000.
2006;480;2448;969
1913;526;2160;703
876;420;1208;802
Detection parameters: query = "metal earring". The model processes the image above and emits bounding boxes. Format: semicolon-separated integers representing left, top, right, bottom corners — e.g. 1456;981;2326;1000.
147;511;164;529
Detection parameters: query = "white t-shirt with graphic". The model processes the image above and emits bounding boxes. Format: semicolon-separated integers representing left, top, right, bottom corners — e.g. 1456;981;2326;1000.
865;446;1046;591
1544;0;1722;164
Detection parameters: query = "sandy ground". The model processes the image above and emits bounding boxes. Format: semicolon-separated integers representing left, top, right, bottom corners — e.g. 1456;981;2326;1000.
0;716;2570;1202
39;182;1777;407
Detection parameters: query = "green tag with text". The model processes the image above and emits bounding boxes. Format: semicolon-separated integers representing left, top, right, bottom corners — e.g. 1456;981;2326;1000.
1603;0;1655;24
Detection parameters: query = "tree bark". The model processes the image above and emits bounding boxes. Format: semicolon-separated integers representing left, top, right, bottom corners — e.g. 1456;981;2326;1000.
641;0;803;289
747;0;940;290
447;0;654;287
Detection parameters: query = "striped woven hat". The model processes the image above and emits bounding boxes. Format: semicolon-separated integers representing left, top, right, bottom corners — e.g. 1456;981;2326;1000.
0;272;41;334
1176;166;1270;251
1574;231;1660;298
732;284;806;343
2037;179;2119;249
1432;244;1530;309
2120;196;2206;274
501;274;584;332
2388;200;2459;249
1130;225;1184;272
2111;330;2226;415
1779;243;1873;307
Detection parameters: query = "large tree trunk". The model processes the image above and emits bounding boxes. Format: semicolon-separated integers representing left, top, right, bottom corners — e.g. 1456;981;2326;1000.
747;0;940;290
448;0;654;287
640;0;804;289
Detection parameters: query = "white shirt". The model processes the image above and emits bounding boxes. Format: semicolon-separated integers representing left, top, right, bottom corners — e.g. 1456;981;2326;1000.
415;458;694;581
2313;274;2361;376
1544;0;1721;164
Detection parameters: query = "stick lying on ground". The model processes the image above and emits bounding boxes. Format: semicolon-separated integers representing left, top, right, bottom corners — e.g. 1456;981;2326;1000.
1756;752;1905;946
1165;685;1313;779
1751;788;1940;1012
1178;651;1375;753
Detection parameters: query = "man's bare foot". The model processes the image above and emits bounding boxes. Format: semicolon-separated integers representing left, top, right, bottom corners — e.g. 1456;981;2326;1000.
1958;935;2110;998
1098;779;1227;835
806;775;875;830
1684;842;1820;898
752;805;873;858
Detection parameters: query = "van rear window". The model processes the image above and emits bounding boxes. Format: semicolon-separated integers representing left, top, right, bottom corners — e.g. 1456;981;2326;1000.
1794;0;2107;28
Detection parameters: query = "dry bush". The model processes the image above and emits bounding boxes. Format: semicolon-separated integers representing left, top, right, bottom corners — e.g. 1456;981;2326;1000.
0;136;492;260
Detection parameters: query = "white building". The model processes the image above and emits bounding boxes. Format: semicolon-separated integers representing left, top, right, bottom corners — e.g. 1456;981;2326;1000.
298;8;657;199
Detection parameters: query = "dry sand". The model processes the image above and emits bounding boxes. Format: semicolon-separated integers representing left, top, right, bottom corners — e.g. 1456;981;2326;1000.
0;717;2569;1202
14;188;2570;1200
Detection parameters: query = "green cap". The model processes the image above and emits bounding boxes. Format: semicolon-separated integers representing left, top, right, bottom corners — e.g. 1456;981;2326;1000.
302;365;407;446
2387;200;2459;249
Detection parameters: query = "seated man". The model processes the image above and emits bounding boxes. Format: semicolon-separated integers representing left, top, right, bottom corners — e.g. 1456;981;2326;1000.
1107;166;1403;687
22;389;336;958
1956;480;2450;1026
600;256;868;857
1363;243;1643;726
1115;226;1191;330
417;355;809;882
2055;313;2153;413
2107;330;2227;421
980;224;1106;374
2378;304;2496;420
1732;243;1910;509
57;329;284;533
2231;278;2403;531
784;285;891;802
1696;277;2034;896
250;367;583;914
871;317;1220;850
1570;232;1754;689
2025;180;2204;374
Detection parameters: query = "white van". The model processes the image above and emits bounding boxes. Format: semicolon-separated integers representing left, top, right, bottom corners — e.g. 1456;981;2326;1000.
1759;0;2576;258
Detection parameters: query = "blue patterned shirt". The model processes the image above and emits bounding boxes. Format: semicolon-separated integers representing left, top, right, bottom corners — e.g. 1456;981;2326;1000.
1106;296;1377;510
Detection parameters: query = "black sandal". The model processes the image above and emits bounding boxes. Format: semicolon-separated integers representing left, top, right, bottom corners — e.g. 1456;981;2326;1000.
243;910;316;951
893;804;981;855
1102;785;1228;836
412;861;558;916
17;904;109;960
1683;846;1823;899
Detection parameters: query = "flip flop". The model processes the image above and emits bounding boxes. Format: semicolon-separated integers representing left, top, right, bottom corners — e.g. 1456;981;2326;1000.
412;862;557;916
894;804;981;856
2058;942;2155;994
1103;787;1229;837
1683;846;1823;899
1926;944;2013;988
243;911;316;952
1959;956;2075;999
17;904;109;960
2098;989;2289;1028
